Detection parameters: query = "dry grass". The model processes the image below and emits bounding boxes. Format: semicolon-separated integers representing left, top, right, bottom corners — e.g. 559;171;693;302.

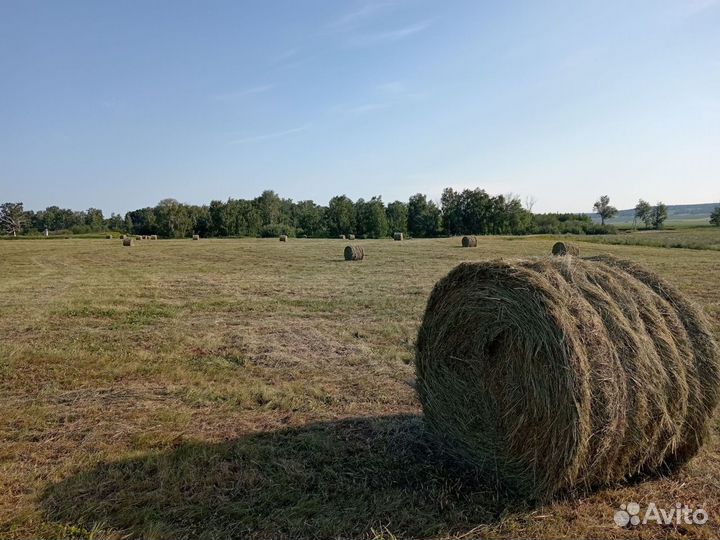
1;236;719;539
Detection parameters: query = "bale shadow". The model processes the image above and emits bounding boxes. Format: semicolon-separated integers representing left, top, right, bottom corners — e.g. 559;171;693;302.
41;415;525;539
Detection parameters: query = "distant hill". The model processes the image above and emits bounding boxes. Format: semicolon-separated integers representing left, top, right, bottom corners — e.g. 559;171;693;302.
589;202;718;225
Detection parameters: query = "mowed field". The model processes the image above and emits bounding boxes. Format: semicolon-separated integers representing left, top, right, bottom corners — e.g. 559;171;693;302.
1;236;720;539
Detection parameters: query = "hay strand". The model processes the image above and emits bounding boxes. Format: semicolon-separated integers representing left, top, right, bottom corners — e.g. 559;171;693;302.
552;241;579;256
344;245;364;261
461;235;477;248
415;256;720;500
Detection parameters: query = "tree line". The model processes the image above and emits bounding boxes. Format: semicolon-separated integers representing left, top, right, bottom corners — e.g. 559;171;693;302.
6;190;710;239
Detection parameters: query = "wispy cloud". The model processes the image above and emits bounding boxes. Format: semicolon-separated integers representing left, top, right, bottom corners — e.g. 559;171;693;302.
348;21;431;47
229;124;310;144
214;85;275;102
330;80;426;118
326;3;393;32
669;0;719;16
330;102;391;116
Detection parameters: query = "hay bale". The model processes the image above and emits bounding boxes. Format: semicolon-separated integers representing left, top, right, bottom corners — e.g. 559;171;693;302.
122;238;133;247
344;245;364;261
393;232;404;241
106;234;113;239
552;241;579;256
338;234;346;240
461;235;477;248
192;234;200;241
120;234;127;240
348;234;355;240
150;235;157;240
279;234;288;242
415;256;720;500
135;235;142;240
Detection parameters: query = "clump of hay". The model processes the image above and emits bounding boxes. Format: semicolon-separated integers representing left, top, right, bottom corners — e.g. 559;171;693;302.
344;245;364;261
106;234;113;239
393;232;404;241
338;234;346;240
122;238;134;247
461;235;477;247
552;241;579;256
192;234;200;240
348;233;355;240
279;234;288;242
415;256;720;500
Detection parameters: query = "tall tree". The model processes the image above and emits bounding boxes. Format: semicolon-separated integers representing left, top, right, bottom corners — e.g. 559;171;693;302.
634;199;652;229
711;206;720;227
356;196;388;238
593;195;618;226
651;202;668;230
0;202;26;236
326;195;356;236
440;188;463;235
386;201;408;234
408;193;441;237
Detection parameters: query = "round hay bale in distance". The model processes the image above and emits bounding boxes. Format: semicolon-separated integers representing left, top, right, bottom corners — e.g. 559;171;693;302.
106;234;113;239
393;232;404;241
122;238;134;247
192;234;200;241
344;245;364;261
338;234;346;240
279;234;288;242
348;234;355;240
150;235;158;240
415;256;720;500
461;235;477;248
135;235;142;240
552;241;579;256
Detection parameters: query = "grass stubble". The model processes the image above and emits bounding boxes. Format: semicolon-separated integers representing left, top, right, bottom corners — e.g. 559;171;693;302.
0;234;719;539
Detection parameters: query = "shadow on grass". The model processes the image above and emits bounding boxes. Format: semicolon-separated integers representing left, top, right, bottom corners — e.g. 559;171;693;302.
41;415;525;539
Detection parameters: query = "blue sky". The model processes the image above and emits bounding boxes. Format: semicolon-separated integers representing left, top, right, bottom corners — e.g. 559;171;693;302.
1;0;719;214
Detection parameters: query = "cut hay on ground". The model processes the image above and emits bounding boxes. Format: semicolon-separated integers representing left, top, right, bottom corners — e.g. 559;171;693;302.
415;255;720;500
192;235;200;241
122;238;133;247
343;245;364;261
393;232;404;241
461;235;477;248
279;234;288;242
552;241;579;256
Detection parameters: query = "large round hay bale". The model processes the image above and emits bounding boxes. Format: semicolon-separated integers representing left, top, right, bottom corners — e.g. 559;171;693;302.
135;235;142;240
150;235;157;240
338;234;346;240
344;245;364;261
122;238;133;247
106;234;113;239
393;232;404;241
348;234;355;240
192;234;200;241
415;256;720;500
552;241;579;256
461;235;477;247
279;234;288;242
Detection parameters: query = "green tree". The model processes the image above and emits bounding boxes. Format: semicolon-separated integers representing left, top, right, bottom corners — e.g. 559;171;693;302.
356;196;388;238
710;206;720;227
440;188;463;235
386;201;408;234
294;200;326;237
634;199;652;228
593;195;618;226
326;195;356;236
0;202;26;236
651;202;668;230
408;193;441;237
85;208;105;230
155;199;192;238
